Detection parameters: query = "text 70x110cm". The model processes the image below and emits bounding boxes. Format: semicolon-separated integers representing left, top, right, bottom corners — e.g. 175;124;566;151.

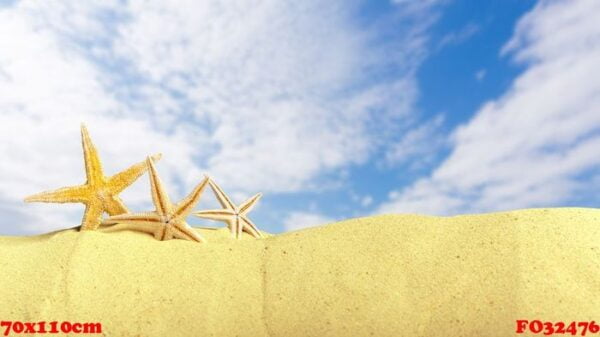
1;321;102;335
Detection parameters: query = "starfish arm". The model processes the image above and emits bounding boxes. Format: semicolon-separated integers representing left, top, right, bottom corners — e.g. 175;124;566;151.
229;220;236;237
24;185;89;203
101;222;159;235
146;157;172;215
80;124;105;186
107;153;162;195
238;193;262;215
192;209;236;222
240;215;262;238
172;221;206;243
155;224;172;240
173;176;209;218
102;212;162;226
104;196;129;216
80;201;105;230
207;179;236;210
235;215;243;239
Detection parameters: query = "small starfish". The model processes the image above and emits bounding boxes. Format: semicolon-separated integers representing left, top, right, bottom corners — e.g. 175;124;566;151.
193;179;263;239
25;124;161;231
102;157;208;243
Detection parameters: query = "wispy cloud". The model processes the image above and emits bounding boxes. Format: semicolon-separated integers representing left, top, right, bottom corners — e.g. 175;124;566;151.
378;0;600;215
475;69;486;81
438;22;479;49
382;114;446;169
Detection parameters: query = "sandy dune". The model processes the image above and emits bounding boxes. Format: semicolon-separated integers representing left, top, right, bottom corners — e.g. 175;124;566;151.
0;208;598;336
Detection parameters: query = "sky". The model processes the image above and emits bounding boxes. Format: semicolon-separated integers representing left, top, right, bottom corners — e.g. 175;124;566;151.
1;0;599;235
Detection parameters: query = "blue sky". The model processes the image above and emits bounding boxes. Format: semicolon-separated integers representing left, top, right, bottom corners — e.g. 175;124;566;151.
0;0;599;235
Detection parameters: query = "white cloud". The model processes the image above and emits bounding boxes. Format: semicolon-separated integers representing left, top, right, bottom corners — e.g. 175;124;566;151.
475;69;486;81
283;211;334;232
0;0;436;234
392;0;445;15
438;23;479;49
383;114;445;168
110;1;429;193
378;0;600;215
361;195;373;207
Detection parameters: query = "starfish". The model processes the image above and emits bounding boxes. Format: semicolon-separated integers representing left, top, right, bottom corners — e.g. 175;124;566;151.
25;124;161;231
193;179;263;239
101;157;208;243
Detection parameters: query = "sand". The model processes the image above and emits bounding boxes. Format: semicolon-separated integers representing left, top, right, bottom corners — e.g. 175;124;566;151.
0;208;598;337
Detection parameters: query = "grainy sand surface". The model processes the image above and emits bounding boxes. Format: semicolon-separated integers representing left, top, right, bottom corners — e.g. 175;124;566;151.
0;208;598;336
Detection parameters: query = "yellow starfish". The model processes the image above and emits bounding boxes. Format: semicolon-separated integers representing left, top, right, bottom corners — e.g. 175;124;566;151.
102;157;208;243
25;124;161;231
193;179;263;239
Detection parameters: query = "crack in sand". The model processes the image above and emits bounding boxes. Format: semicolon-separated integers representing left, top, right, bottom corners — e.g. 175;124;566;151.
39;230;83;319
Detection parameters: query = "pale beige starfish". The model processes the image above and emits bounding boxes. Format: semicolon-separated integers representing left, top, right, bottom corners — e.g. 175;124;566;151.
102;157;208;243
193;179;263;239
25;124;161;231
